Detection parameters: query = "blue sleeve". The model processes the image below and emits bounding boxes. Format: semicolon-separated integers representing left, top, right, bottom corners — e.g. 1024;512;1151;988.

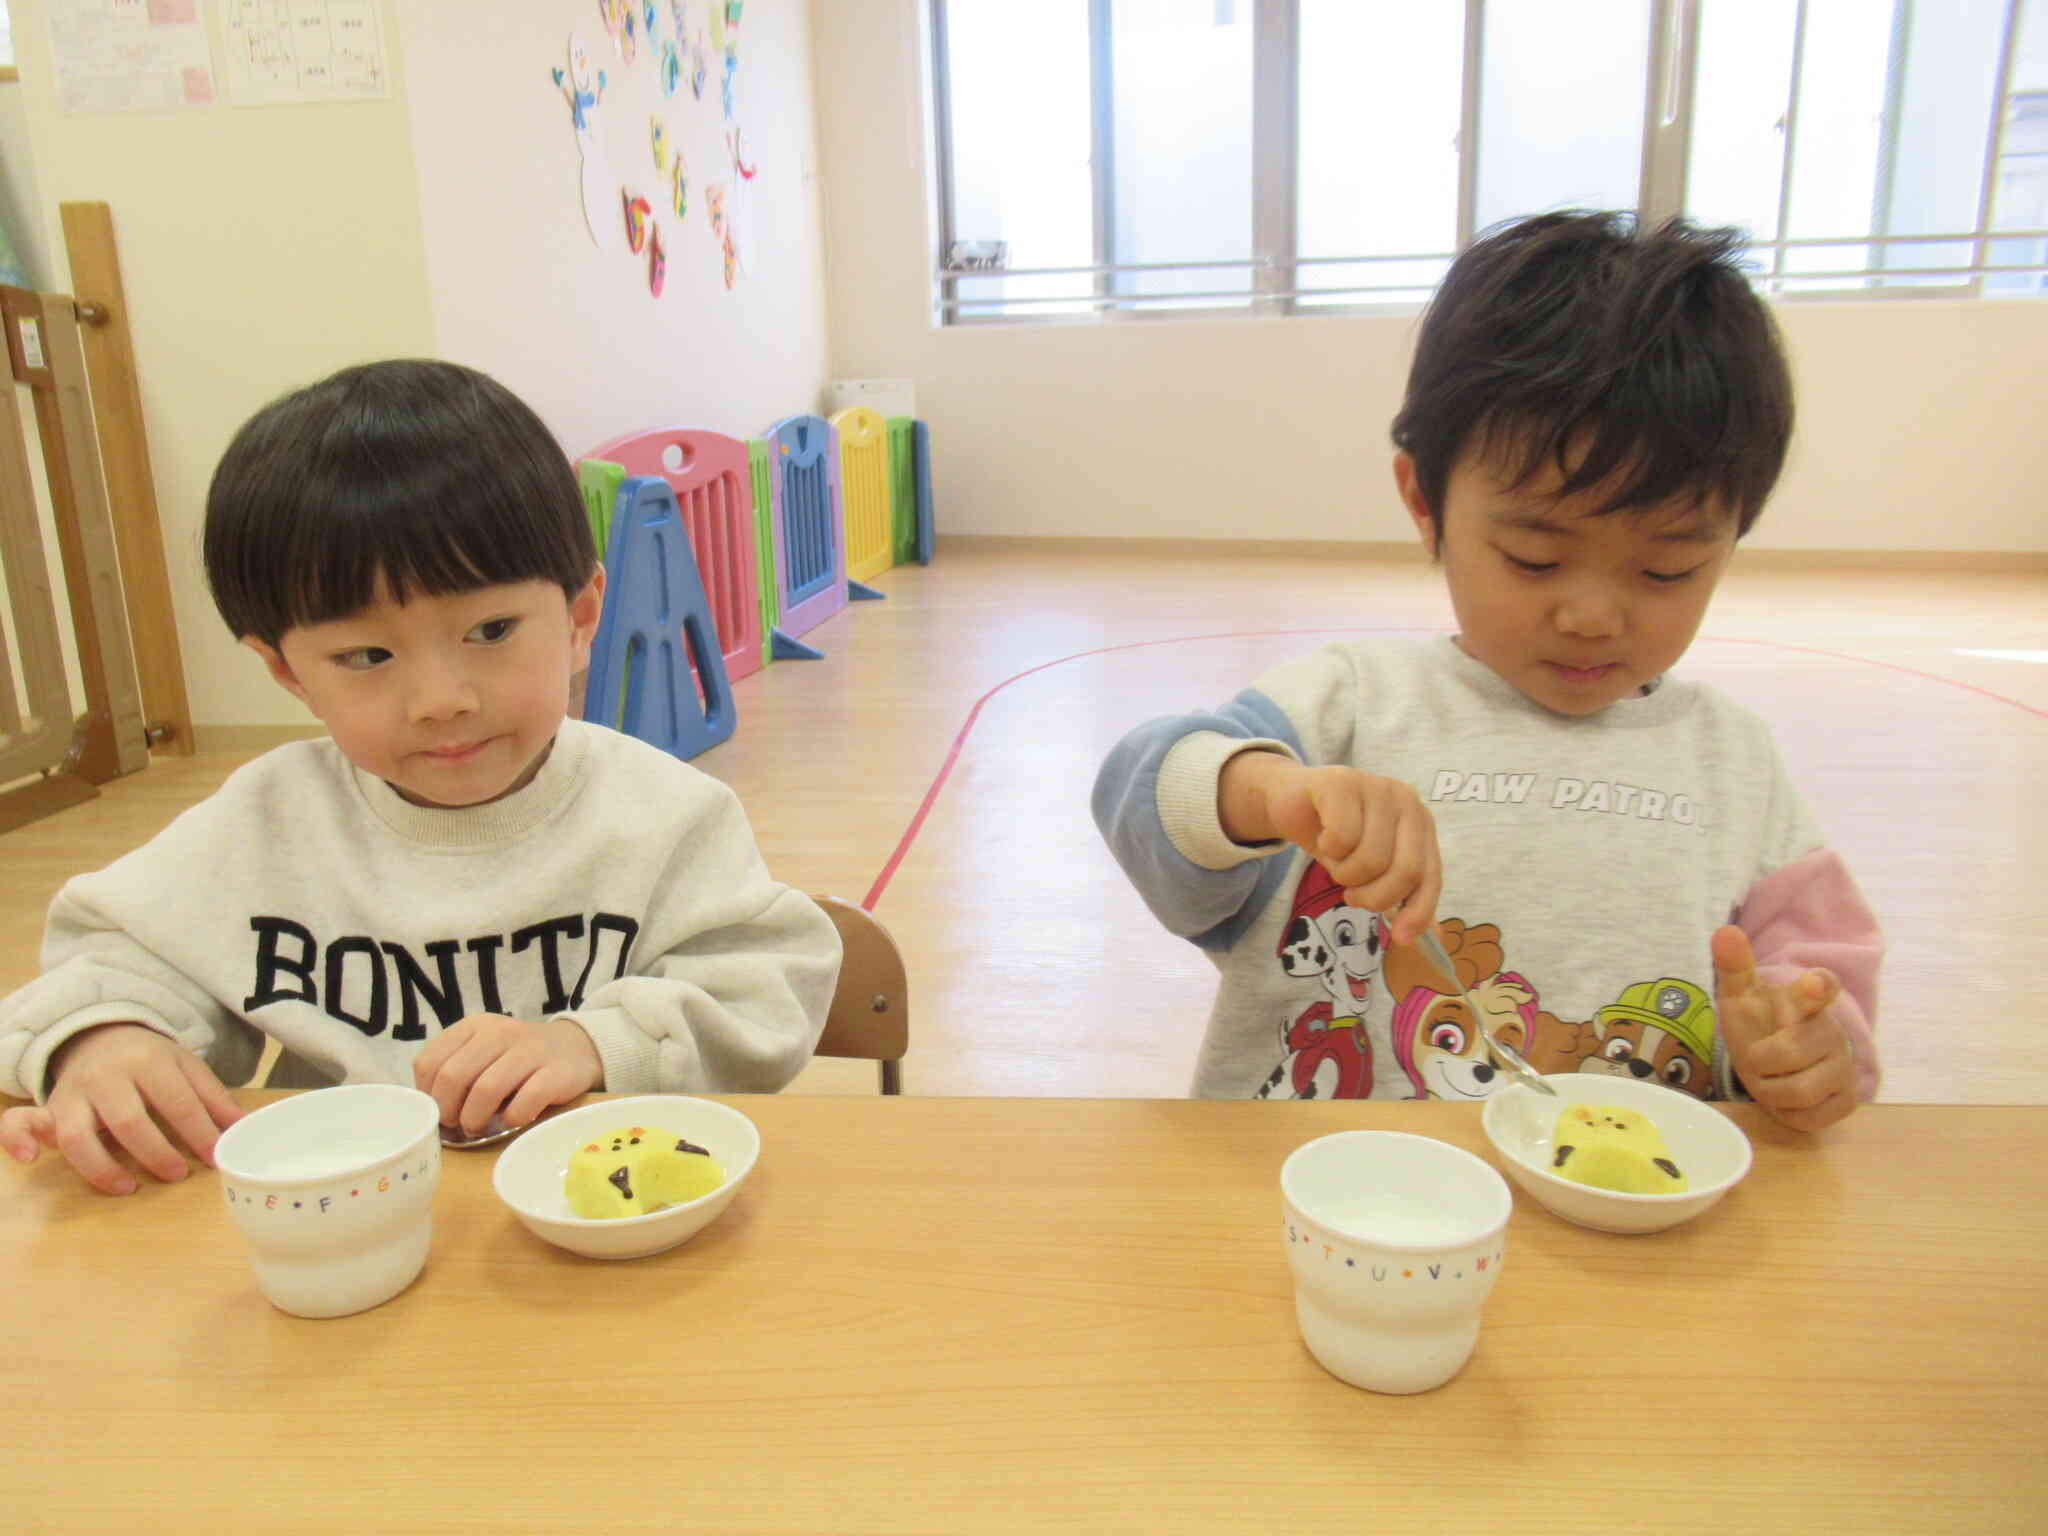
1090;689;1304;953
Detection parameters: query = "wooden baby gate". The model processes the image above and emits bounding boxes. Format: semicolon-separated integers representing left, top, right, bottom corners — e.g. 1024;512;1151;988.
0;202;191;834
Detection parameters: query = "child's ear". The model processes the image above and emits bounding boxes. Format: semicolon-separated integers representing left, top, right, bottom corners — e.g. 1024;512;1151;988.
567;567;606;669
242;636;312;708
1393;452;1438;556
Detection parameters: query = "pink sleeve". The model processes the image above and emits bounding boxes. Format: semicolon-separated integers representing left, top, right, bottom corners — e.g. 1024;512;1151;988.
1733;848;1883;1102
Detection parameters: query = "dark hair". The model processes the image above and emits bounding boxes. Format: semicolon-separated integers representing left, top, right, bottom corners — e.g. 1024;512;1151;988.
1391;210;1793;541
204;359;596;645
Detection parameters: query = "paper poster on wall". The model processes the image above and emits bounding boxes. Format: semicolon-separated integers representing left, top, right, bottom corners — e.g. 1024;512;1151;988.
45;0;217;116
549;0;759;298
219;0;389;106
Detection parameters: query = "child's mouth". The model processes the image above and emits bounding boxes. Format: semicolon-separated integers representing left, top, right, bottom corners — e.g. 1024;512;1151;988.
1549;662;1617;685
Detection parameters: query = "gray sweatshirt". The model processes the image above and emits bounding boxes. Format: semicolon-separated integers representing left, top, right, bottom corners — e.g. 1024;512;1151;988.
2;719;840;1101
1093;636;1881;1103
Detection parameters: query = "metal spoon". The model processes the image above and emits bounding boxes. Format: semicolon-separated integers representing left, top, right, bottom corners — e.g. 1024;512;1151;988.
1413;925;1559;1098
437;1116;531;1150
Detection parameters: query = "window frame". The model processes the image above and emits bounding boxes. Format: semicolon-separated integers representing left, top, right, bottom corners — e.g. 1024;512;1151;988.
929;0;2046;325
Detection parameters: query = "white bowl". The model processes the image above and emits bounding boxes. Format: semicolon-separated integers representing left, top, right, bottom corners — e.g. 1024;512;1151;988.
490;1096;759;1260
1480;1073;1752;1235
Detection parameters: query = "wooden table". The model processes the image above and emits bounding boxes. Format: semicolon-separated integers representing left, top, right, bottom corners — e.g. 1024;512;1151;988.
5;1093;2044;1534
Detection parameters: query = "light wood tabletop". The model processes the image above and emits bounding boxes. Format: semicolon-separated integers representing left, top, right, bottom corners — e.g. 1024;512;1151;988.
5;1092;2045;1535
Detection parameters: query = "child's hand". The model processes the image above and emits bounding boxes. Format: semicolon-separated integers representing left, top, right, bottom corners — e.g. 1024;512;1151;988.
412;1014;603;1137
1219;753;1442;945
0;1023;243;1195
1711;924;1857;1131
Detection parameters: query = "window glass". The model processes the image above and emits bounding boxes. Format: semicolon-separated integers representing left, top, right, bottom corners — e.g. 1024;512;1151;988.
1687;0;1800;252
1473;0;1651;233
1882;0;2009;288
941;0;1095;317
1109;0;1254;310
1296;0;1464;307
1779;0;1895;289
1988;0;2048;294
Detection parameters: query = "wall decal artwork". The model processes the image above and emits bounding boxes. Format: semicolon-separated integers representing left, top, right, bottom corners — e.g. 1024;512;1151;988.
552;34;619;253
548;0;760;295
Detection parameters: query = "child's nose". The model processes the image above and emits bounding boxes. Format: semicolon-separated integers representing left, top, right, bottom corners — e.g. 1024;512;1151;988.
1553;584;1624;639
407;664;479;723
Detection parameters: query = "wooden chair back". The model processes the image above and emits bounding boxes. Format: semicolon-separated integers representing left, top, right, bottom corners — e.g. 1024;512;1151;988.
812;894;907;1095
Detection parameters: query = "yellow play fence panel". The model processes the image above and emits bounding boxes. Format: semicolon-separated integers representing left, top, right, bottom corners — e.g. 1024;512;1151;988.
831;405;892;584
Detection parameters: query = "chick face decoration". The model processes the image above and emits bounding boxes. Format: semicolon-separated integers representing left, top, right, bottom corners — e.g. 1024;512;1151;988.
1550;1104;1689;1194
565;1126;726;1218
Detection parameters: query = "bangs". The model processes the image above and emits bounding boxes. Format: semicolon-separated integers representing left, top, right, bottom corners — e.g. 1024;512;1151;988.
1473;405;1749;523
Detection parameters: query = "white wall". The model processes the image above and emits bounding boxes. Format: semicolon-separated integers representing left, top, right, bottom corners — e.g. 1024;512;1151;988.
396;1;831;453
812;0;2048;554
7;0;831;731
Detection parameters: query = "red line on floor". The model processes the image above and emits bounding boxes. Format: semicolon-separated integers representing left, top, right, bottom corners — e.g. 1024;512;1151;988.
860;626;2046;913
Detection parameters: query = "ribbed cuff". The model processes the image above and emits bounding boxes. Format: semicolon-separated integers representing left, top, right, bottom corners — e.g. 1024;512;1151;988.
1157;733;1296;871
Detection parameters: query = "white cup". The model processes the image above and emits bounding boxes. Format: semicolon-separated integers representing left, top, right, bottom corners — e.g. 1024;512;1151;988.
213;1085;442;1319
1281;1130;1511;1394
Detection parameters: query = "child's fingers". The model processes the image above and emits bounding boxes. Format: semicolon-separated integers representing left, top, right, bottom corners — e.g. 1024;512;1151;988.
1;1105;51;1164
1709;924;1760;1001
146;1062;240;1170
48;1098;143;1195
91;1078;200;1185
183;1057;247;1145
1794;967;1841;1020
455;1045;550;1135
410;1020;468;1095
1307;783;1364;869
1743;1049;1856;1131
417;1018;513;1126
502;1068;578;1130
1378;817;1443;946
1262;782;1323;855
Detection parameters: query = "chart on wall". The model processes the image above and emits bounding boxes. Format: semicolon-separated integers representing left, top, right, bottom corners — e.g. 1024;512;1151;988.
42;0;390;113
43;0;218;113
216;0;388;105
548;1;760;298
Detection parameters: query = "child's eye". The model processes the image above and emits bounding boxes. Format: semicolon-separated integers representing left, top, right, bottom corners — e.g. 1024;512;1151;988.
468;617;520;644
1645;566;1704;585
333;647;390;671
1501;552;1557;575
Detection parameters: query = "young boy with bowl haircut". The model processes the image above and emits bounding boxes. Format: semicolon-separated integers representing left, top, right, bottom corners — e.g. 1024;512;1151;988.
1093;211;1880;1130
1;359;840;1193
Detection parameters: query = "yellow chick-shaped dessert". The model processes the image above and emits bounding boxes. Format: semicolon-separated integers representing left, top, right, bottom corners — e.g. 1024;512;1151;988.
565;1126;726;1219
1550;1104;1689;1194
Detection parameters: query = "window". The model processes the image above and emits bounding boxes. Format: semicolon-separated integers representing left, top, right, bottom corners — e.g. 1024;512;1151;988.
930;0;2048;322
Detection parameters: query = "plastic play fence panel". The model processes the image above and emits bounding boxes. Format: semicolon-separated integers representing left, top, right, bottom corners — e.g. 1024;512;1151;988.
912;421;934;564
583;428;763;684
747;438;780;663
583;476;735;762
762;413;846;644
577;458;625;562
887;418;917;565
886;416;934;566
829;405;892;585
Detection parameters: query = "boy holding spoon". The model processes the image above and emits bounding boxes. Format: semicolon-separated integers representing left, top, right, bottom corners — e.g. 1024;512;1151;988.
1093;212;1878;1129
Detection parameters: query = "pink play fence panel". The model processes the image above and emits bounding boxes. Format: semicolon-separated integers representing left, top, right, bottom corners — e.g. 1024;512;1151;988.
584;427;764;684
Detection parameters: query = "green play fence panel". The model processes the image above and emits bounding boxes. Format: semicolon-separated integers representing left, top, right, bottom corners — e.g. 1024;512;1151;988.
748;437;780;665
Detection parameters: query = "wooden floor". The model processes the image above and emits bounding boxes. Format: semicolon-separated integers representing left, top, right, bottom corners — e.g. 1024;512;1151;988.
5;540;2044;1106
